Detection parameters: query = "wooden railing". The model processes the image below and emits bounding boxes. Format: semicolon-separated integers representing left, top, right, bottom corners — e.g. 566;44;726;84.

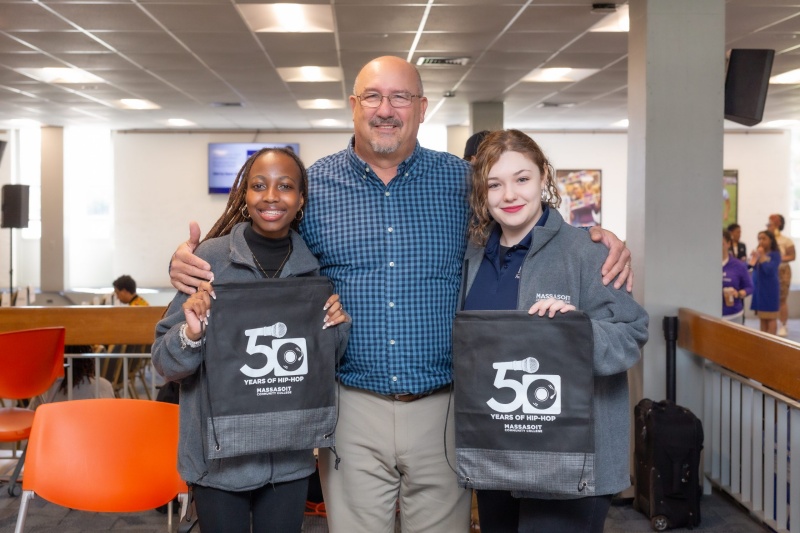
678;308;799;533
678;308;799;400
0;306;167;345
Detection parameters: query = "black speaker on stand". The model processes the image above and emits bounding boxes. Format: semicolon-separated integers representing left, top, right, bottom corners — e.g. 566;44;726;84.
1;184;30;298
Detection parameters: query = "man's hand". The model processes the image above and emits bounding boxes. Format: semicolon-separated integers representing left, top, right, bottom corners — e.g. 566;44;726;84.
588;227;633;292
170;221;213;294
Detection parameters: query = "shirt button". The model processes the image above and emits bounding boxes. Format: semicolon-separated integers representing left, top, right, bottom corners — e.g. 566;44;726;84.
388;227;394;233
389;339;396;345
389;262;395;267
385;191;390;197
392;376;398;382
389;302;395;307
404;172;408;176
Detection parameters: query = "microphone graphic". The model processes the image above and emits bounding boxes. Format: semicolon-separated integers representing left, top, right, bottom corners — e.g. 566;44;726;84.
258;322;287;338
511;357;539;373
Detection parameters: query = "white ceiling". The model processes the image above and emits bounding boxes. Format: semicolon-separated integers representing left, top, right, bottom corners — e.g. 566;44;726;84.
0;0;797;131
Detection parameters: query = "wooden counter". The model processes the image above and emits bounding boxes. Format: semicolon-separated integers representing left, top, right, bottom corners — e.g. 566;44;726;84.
0;306;167;345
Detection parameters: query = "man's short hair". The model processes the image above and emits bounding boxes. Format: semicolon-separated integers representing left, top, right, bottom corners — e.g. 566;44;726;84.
113;275;136;294
727;223;740;233
463;130;490;160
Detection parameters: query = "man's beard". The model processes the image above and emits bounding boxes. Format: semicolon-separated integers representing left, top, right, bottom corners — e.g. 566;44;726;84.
369;118;403;154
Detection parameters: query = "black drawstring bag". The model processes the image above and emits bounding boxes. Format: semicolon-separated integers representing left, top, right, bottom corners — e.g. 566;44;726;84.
453;310;596;496
200;278;338;460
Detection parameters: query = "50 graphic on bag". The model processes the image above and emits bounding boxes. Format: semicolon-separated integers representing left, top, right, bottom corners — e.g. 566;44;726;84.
241;322;308;379
487;357;561;415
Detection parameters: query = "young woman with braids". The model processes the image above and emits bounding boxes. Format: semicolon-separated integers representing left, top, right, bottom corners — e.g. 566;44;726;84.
152;147;350;533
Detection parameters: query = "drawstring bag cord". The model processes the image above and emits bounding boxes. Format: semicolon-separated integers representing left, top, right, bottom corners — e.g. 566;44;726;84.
199;321;220;455
443;382;458;475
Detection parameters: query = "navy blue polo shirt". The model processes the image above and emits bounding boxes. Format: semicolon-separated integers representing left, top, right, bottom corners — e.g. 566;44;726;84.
464;206;550;311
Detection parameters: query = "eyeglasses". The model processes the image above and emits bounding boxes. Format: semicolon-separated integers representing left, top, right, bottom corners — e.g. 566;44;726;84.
356;92;421;108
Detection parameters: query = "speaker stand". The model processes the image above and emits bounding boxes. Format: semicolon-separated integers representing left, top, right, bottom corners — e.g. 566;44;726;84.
8;227;13;296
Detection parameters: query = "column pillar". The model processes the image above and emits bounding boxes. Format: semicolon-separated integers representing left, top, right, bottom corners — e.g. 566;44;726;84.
40;126;65;292
627;0;725;415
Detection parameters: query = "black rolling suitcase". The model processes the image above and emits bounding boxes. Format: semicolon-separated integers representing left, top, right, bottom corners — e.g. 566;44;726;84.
633;398;703;531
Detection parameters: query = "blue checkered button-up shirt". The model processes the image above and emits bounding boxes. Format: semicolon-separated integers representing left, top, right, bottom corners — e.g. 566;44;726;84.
301;138;471;395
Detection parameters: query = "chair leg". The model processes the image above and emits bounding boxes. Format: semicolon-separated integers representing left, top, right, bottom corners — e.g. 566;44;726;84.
13;490;33;533
8;444;26;497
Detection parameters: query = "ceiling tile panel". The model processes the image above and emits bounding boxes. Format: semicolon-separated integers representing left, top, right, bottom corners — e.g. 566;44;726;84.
339;33;415;52
0;4;72;31
511;5;603;32
425;5;523;33
335;6;426;33
96;32;186;54
49;4;163;31
141;4;250;33
7;31;109;53
415;33;498;54
492;32;577;54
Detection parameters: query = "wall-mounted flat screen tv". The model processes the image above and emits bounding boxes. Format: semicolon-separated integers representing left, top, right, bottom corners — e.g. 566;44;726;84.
208;142;300;194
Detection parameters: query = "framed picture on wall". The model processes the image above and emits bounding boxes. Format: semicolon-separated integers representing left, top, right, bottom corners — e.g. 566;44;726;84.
555;169;602;228
723;170;738;227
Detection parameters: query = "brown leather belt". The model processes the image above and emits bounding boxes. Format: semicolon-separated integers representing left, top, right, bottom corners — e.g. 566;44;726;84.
388;385;449;402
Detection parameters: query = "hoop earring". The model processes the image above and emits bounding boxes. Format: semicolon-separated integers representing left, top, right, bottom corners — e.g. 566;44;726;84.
295;208;304;222
241;205;251;219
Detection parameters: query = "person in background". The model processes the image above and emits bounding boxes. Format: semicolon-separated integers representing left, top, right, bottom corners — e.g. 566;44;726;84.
462;129;648;533
166;56;634;533
463;130;490;162
723;230;753;322
727;223;747;261
112;274;149;306
749;230;781;334
767;214;795;337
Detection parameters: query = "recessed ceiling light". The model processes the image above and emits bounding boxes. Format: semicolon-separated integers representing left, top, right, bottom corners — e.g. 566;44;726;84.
119;99;160;110
297;99;345;110
311;118;347;127
236;4;334;33
522;68;600;83
590;4;629;32
167;118;195;127
770;68;800;84
277;66;343;83
612;119;629;127
16;67;105;84
5;118;42;127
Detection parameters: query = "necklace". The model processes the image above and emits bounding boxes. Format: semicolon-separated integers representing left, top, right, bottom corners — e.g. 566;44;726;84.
252;243;292;278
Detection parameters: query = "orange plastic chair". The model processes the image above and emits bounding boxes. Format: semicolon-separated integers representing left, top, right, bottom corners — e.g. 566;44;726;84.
0;327;65;497
14;399;188;533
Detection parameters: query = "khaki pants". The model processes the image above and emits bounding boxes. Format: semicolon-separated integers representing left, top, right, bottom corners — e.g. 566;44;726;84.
319;385;471;533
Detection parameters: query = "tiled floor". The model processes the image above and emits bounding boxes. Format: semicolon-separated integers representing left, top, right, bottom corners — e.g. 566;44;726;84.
0;482;773;533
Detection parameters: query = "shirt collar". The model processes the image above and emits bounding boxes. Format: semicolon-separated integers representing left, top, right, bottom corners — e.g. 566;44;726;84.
484;205;549;260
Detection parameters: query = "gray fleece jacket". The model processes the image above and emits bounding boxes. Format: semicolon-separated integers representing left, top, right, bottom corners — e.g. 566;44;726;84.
152;222;350;491
462;208;649;497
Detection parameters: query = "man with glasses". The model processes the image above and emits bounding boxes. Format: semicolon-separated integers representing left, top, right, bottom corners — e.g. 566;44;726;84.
168;56;632;533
